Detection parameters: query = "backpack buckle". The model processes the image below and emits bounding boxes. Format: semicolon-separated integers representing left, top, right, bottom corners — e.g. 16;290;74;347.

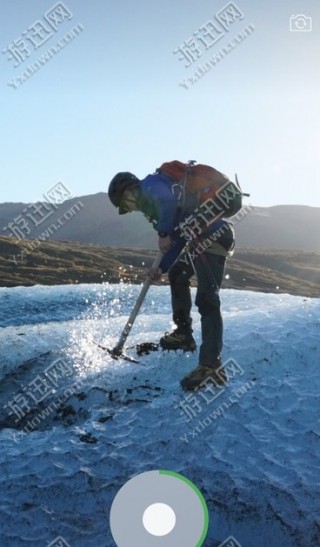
171;182;184;204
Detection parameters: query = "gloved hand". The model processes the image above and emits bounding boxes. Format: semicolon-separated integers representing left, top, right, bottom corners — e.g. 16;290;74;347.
158;235;172;252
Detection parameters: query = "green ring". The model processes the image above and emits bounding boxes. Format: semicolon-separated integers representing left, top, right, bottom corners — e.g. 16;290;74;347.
159;469;209;546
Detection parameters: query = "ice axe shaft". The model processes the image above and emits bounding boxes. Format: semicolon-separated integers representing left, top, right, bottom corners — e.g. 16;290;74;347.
111;251;163;357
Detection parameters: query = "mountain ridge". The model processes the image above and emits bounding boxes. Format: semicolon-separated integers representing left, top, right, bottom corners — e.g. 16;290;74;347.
0;236;319;297
1;194;319;251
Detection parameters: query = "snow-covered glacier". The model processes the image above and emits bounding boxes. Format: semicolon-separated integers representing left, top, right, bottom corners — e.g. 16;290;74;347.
0;283;319;547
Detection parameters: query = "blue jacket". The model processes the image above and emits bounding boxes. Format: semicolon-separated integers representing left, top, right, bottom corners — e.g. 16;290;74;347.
137;173;234;273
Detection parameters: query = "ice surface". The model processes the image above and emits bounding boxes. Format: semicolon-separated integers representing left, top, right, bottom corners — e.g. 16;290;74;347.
0;283;319;546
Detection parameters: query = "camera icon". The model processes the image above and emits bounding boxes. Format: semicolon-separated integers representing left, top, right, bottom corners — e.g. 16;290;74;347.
290;14;312;32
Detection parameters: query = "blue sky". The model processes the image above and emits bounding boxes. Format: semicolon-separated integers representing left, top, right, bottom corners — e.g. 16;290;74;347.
0;0;319;207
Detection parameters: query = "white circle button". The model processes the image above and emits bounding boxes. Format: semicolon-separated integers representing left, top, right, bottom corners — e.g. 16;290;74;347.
142;503;176;537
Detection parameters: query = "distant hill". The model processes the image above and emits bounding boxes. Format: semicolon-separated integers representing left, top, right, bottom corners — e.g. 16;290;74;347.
1;194;320;251
0;236;319;297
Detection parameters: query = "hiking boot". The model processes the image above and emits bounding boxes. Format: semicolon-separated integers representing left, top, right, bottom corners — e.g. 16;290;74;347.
159;329;196;352
180;359;228;391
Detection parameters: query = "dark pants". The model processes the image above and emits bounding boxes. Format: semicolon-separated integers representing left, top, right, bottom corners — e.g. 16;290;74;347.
168;252;227;366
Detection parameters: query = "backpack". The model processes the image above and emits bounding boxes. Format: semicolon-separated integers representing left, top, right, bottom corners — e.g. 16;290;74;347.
156;160;244;218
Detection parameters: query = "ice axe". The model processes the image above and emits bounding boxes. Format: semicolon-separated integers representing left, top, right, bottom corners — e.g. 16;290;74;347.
96;251;163;363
